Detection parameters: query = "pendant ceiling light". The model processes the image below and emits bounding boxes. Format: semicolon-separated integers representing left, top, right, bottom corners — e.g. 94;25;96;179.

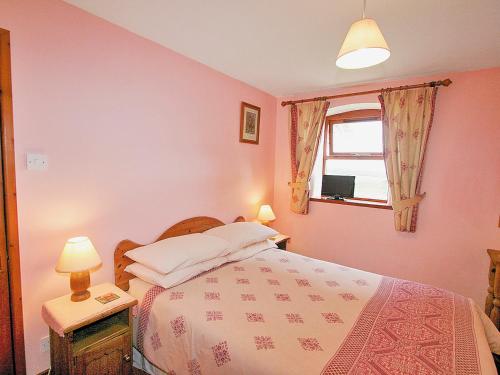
336;0;390;69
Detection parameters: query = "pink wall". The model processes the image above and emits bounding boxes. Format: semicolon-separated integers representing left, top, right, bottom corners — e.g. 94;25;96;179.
274;68;500;310
0;0;276;373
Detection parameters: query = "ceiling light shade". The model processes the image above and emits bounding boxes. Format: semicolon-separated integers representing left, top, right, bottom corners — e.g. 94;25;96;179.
336;18;390;69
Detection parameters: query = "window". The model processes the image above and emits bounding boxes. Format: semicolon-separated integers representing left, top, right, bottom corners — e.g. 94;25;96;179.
321;109;388;202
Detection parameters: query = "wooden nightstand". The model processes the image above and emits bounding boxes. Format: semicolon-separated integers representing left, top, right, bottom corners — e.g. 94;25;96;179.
42;283;137;375
272;234;291;250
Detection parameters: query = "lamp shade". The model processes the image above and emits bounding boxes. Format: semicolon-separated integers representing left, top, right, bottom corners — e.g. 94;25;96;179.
55;236;102;273
336;18;390;69
257;205;276;222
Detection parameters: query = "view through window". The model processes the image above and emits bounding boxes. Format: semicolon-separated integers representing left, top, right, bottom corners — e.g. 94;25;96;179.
322;109;388;201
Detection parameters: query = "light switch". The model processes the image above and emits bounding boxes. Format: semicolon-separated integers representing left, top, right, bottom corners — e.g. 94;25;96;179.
27;153;48;171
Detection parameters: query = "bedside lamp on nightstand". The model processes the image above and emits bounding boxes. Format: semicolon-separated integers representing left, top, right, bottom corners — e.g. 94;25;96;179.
55;236;102;302
257;204;276;226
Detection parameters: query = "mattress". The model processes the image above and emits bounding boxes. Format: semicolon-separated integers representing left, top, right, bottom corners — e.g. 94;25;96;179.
129;249;498;374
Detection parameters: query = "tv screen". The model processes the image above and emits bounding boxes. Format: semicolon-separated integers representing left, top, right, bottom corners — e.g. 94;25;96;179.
321;175;355;198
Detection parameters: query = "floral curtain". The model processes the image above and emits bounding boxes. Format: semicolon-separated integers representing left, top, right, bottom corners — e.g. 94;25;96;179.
289;100;330;214
379;86;438;232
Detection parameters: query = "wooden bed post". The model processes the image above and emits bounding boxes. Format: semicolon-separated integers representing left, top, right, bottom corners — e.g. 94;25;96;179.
486;249;500;330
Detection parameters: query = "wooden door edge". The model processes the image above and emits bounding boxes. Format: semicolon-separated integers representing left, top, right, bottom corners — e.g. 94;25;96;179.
0;28;26;374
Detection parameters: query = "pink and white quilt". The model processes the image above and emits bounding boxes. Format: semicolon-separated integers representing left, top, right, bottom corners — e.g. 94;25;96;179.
134;249;496;374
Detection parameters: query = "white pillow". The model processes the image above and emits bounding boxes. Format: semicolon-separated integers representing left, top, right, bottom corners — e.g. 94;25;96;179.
226;240;277;262
204;222;278;251
124;233;230;274
125;257;227;289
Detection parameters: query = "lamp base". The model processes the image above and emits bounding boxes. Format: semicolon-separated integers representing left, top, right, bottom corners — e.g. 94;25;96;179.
70;271;91;302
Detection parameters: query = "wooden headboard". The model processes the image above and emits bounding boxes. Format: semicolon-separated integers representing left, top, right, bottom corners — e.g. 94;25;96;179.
114;215;245;290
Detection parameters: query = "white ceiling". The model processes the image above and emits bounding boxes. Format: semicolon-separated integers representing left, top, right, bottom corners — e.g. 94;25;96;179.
64;0;500;96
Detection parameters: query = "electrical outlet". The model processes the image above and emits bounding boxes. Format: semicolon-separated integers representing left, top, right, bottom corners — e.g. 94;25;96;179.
40;336;50;353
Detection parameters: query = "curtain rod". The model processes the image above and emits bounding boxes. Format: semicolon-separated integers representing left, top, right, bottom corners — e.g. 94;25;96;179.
280;78;452;107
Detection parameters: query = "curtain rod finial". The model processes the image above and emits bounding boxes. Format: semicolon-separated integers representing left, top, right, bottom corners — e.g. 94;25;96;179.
441;78;452;87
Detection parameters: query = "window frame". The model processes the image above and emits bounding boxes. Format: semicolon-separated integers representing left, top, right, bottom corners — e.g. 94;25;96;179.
322;109;388;204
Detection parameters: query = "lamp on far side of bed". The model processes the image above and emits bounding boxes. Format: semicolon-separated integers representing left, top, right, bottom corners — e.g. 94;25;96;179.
55;236;102;302
257;204;276;226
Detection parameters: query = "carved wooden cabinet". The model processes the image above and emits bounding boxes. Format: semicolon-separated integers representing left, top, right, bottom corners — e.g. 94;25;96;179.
486;249;500;330
50;306;134;375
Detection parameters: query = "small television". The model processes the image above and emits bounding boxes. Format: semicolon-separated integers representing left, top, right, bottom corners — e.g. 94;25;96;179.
321;175;355;199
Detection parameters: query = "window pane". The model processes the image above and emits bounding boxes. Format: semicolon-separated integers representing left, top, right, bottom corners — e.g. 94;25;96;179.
325;159;388;200
332;121;383;153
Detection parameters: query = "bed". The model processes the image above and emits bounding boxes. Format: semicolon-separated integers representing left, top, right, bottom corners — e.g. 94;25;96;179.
115;216;499;374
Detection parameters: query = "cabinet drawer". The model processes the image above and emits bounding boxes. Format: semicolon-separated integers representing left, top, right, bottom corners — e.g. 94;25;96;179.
74;333;131;375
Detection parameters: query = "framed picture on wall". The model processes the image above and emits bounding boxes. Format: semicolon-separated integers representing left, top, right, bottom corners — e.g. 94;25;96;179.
240;102;260;144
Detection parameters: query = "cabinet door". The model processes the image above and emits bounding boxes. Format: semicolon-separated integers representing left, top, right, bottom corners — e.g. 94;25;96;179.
74;333;131;375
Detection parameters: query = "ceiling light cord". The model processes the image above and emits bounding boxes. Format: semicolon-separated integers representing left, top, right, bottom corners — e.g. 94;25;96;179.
362;0;367;19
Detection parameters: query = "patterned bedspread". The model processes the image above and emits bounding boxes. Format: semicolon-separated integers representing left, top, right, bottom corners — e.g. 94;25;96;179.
134;248;496;374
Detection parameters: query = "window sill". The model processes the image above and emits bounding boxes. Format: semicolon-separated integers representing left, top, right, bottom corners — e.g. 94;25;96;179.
310;197;393;210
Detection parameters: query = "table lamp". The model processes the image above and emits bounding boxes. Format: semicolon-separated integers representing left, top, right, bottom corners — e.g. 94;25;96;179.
55;236;102;302
257;204;276;226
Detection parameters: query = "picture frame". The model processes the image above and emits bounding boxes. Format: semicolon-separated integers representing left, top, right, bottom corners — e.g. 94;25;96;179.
239;102;261;144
